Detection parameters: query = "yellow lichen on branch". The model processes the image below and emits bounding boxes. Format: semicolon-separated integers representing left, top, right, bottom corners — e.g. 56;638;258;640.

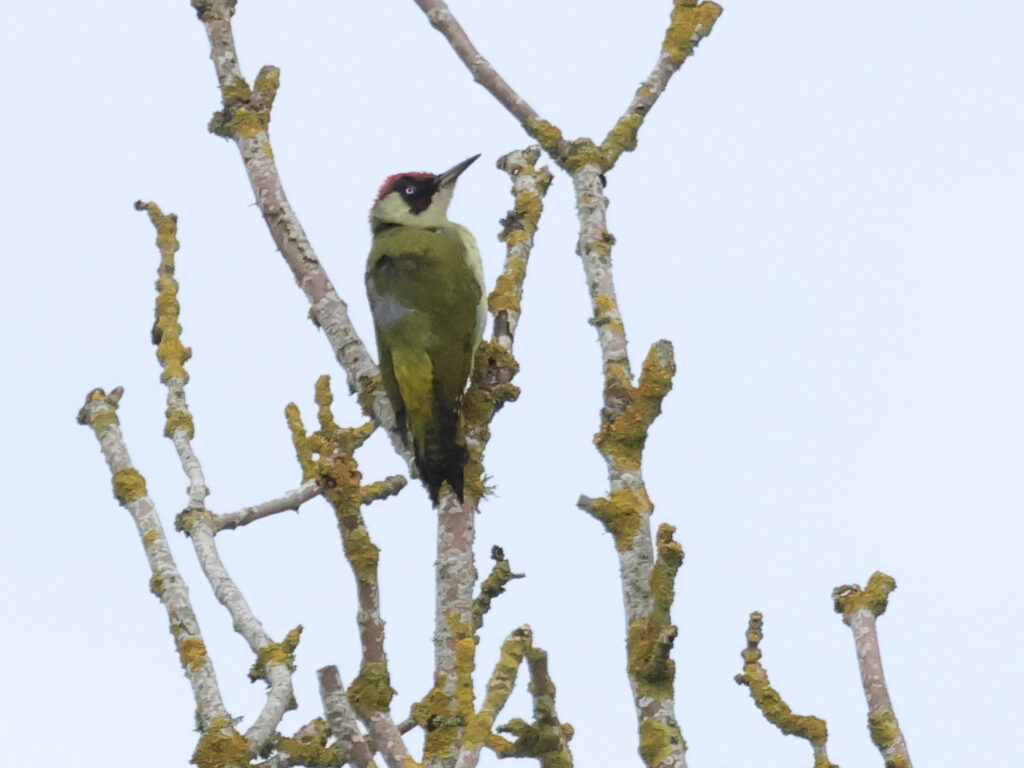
663;0;724;65
833;571;897;621
191;716;251;768
135;201;193;386
207;66;280;139
473;546;524;631
595;341;675;469
112;467;148;504
249;625;303;682
579;487;651;550
465;627;530;749
274;718;345;767
735;612;837;768
347;660;395;720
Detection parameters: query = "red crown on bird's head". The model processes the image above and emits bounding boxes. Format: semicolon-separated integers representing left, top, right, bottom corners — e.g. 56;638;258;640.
376;172;434;203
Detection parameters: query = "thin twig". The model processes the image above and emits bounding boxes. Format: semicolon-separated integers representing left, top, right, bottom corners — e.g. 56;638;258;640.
411;1;570;158
599;1;723;168
138;200;296;754
214;479;320;532
735;612;838;768
834;573;913;768
472;546;524;632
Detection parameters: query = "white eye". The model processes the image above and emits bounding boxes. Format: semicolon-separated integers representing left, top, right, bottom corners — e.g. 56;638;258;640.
404;185;416;195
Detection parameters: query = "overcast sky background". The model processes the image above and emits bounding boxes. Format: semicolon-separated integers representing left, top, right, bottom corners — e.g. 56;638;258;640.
2;2;1021;766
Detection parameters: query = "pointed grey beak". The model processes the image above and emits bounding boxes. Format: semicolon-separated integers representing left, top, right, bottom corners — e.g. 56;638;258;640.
437;154;480;187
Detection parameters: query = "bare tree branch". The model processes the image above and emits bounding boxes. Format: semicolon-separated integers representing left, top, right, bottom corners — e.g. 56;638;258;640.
472;546;524;632
189;0;412;466
77;387;236;744
256;718;346;768
410;3;722;766
735;612;838;768
457;626;531;768
214;479;320;532
599;0;723;168
834;573;913;768
318;666;377;768
493;643;574;767
287;377;413;768
412;1;570;158
137;200;298;754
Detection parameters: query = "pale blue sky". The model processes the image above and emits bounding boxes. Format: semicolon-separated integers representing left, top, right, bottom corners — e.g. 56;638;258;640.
2;2;1021;766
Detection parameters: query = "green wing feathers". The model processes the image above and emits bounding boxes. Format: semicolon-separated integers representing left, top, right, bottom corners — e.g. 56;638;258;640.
367;225;483;504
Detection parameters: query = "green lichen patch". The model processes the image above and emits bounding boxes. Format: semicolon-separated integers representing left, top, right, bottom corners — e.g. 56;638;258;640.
208;106;268;139
191;716;250;768
454;636;477;721
525;118;564;155
596;342;675;469
249;625;303;682
735;613;834;763
113;468;147;504
467;631;529;748
496;717;573;768
602;113;644;167
628;617;677;701
584;488;650;550
178;636;208;673
562;138;610;173
164;408;195;439
253;66;280;106
472;549;524;631
284;403;314;478
649;524;683;623
413;678;460;761
639;718;677;767
88;405;119;433
662;1;724;65
591;293;625;338
220;75;252;106
868;710;898;748
347;660;395;720
149;572;165;597
274;726;344;768
341;524;379;584
142;528;159;549
356;375;382;419
833;571;897;619
487;258;527;315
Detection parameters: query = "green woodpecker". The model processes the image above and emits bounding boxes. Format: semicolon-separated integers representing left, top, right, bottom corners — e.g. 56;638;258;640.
366;155;486;505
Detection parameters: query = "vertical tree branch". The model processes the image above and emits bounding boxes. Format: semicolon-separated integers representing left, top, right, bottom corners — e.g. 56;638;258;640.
411;3;721;766
318;666;377;768
412;149;550;768
286;377;414;768
138;200;298;755
834;573;913;768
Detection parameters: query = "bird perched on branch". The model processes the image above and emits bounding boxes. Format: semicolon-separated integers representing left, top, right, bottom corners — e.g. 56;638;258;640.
366;155;486;505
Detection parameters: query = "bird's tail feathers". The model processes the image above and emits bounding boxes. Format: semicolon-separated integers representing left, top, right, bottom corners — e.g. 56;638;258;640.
415;413;468;506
